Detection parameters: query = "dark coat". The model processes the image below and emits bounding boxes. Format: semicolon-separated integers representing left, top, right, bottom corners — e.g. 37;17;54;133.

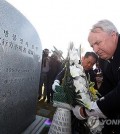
48;57;62;82
97;36;120;134
97;36;120;118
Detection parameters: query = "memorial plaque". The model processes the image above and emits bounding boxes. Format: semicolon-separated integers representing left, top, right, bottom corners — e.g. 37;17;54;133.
0;0;42;133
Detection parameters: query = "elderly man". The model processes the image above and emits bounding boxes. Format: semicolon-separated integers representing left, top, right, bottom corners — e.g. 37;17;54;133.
73;20;120;134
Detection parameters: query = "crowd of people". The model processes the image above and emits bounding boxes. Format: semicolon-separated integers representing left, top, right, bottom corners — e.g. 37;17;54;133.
39;19;120;134
38;48;100;103
38;48;63;103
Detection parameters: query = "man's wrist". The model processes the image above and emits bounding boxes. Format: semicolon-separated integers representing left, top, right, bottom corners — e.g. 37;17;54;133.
80;107;88;118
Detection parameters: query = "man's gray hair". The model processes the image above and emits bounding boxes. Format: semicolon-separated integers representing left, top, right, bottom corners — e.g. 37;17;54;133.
91;19;118;34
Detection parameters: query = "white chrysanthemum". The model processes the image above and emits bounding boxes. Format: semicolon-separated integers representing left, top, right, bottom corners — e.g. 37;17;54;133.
73;59;79;65
70;65;85;77
74;80;87;93
79;93;91;109
76;64;84;71
69;60;75;65
69;49;80;62
74;76;87;86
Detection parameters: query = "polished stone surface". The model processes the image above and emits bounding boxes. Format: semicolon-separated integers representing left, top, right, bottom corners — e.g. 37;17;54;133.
0;0;42;133
22;115;50;134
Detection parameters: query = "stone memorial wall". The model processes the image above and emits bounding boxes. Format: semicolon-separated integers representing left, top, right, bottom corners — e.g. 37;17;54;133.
0;0;42;133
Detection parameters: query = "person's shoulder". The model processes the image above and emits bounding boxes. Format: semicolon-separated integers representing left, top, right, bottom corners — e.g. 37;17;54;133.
88;69;96;76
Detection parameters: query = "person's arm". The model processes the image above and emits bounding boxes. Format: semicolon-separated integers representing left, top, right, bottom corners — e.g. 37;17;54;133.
55;67;66;83
52;67;66;91
97;81;120;118
72;101;106;120
89;70;98;90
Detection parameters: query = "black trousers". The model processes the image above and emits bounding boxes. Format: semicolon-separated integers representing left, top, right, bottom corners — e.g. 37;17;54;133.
102;124;120;134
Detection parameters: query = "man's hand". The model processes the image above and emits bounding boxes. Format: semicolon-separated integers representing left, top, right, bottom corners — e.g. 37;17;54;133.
72;102;106;120
52;80;60;92
85;101;106;119
72;105;87;120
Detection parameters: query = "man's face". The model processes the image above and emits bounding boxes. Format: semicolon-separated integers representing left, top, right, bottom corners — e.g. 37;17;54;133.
82;56;96;70
88;28;117;60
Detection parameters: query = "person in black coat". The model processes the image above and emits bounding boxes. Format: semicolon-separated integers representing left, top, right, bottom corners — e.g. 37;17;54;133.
47;53;62;103
38;48;50;100
72;19;120;134
94;60;103;89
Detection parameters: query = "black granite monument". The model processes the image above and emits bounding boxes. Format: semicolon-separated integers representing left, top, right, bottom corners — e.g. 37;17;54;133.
0;0;42;133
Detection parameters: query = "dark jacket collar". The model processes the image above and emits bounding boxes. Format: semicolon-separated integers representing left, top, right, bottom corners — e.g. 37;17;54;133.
113;35;120;58
107;35;120;63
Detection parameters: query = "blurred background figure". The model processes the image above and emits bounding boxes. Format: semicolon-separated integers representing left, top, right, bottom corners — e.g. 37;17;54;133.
94;60;103;89
47;53;62;103
38;48;50;101
52;46;64;62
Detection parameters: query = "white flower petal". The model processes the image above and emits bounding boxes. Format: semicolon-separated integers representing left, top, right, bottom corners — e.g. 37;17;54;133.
69;49;80;62
70;65;85;77
74;80;87;93
80;93;92;108
75;76;87;86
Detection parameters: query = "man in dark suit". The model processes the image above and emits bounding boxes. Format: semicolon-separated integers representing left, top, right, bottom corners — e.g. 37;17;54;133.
72;19;120;134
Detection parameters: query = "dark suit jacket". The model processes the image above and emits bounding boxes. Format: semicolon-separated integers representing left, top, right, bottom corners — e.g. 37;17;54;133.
97;36;120;119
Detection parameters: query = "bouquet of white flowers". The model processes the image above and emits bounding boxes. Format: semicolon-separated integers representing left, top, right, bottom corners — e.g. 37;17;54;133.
53;43;100;109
